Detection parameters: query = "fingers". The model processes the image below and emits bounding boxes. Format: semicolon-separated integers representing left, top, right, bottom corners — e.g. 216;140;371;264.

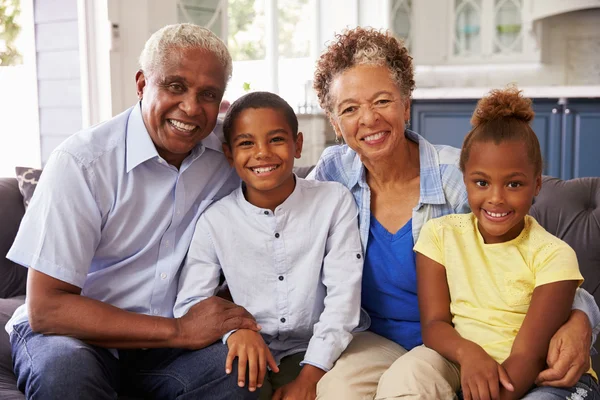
497;365;514;392
247;348;258;392
266;348;280;373
272;387;283;400
222;311;260;332
545;337;561;367
475;379;491;400
225;348;235;375
257;347;267;388
538;363;583;387
536;357;570;384
237;351;248;388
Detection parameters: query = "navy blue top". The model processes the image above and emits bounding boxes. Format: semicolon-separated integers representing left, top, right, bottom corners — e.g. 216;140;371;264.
361;217;422;350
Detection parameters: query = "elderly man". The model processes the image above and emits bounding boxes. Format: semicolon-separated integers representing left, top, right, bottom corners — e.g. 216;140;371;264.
5;24;257;400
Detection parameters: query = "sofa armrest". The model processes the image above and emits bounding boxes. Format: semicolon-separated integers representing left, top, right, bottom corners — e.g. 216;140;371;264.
0;178;27;298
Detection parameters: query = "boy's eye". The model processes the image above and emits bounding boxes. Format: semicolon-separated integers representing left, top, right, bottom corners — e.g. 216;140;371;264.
238;141;253;147
475;180;488;187
271;136;285;143
507;181;522;188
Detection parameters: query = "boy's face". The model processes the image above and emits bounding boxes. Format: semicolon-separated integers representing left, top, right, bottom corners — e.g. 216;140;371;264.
224;107;303;198
463;140;541;244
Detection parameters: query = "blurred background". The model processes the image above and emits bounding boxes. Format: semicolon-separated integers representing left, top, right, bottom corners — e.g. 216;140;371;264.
0;0;599;177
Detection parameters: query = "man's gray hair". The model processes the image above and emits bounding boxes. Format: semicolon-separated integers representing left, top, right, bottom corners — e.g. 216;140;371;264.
139;23;232;80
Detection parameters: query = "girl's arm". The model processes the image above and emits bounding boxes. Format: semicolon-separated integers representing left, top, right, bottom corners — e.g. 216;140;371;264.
416;253;513;399
500;280;579;400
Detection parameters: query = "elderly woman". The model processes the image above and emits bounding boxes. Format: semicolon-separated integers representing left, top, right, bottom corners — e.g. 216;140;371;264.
309;27;599;399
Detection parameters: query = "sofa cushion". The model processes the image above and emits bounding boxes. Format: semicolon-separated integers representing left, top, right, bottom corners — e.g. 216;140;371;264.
0;179;27;299
0;296;25;399
15;167;42;209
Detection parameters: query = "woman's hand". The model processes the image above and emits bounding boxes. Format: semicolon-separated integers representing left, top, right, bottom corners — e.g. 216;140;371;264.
226;329;279;392
458;342;513;400
536;309;591;387
272;365;325;400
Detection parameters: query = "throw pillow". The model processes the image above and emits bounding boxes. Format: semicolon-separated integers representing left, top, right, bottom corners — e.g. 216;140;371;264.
15;167;42;209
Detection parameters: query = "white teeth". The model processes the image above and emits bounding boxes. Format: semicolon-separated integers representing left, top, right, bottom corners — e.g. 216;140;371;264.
169;119;196;132
251;166;277;174
485;210;509;218
364;132;386;141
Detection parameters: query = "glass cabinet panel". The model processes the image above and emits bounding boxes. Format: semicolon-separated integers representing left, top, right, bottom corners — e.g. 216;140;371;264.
391;0;412;49
494;0;523;54
454;0;482;56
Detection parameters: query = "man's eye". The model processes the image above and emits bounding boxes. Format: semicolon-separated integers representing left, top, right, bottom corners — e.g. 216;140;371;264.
203;91;218;100
168;83;184;93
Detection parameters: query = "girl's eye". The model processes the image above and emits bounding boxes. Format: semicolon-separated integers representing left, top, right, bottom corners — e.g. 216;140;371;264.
507;182;522;188
475;180;488;187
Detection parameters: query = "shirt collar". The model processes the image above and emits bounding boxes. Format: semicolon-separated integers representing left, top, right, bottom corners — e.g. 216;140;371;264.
126;103;225;172
407;129;447;205
235;174;302;215
345;129;446;205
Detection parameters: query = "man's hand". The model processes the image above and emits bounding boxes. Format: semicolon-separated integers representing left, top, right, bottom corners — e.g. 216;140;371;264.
226;329;279;392
174;296;260;349
272;365;325;400
536;310;591;387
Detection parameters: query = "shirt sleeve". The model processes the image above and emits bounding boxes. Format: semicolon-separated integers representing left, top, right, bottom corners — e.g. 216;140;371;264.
173;214;222;318
572;288;600;352
534;243;583;288
302;185;363;371
413;219;444;266
6;150;102;288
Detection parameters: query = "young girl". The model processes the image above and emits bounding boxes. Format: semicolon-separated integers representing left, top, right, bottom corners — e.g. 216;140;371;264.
414;87;598;400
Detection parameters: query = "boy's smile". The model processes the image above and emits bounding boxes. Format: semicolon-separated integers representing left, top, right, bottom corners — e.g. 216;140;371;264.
464;140;541;244
224;107;303;211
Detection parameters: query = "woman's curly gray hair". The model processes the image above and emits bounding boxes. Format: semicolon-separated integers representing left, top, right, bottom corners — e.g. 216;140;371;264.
139;23;232;80
313;27;415;112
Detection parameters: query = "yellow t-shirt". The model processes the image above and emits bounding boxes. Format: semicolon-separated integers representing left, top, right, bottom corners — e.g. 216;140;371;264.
414;213;584;365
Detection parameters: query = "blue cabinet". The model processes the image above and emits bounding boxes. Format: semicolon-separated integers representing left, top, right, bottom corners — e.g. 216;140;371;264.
411;98;600;178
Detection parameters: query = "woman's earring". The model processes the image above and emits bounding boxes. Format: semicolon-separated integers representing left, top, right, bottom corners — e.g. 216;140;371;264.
335;136;344;145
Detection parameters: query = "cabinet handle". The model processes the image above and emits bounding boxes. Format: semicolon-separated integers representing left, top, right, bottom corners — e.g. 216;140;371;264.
565;109;571;114
552;108;558;114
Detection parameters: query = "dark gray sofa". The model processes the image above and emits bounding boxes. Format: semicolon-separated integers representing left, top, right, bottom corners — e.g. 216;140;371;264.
1;174;599;398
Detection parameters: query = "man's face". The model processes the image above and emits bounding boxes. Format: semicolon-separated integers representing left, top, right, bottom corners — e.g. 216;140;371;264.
136;46;227;167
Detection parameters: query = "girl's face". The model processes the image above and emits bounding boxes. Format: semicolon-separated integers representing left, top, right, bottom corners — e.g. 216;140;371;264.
463;140;542;244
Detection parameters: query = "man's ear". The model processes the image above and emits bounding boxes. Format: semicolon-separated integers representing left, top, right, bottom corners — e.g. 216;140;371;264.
135;70;146;100
294;132;304;159
222;143;234;167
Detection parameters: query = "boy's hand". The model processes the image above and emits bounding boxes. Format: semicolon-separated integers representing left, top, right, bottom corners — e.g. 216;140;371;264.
458;342;513;400
272;364;325;400
226;329;279;392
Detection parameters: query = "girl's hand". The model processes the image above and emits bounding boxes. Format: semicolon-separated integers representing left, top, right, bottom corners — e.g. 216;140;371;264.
458;342;514;400
226;329;279;392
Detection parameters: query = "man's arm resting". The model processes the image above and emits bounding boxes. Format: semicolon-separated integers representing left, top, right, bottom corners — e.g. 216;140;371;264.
27;269;259;349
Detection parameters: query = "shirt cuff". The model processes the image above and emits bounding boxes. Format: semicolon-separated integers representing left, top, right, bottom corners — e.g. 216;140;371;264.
299;359;329;372
222;329;238;345
572;288;600;354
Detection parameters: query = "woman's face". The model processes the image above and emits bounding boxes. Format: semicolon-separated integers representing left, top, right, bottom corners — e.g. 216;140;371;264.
328;64;410;163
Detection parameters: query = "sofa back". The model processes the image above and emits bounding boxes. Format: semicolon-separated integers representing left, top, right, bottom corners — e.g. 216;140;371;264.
0;178;26;298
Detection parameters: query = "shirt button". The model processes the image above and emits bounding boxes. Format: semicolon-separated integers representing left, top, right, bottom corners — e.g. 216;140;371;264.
176;210;181;215
278;276;284;281
160;273;167;280
264;211;269;215
280;317;286;323
165;240;170;247
356;254;362;259
275;233;280;238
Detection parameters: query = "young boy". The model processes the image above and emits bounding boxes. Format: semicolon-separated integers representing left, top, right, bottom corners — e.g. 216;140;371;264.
174;92;364;400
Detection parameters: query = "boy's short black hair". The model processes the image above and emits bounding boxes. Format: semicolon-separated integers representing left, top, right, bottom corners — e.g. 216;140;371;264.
222;91;299;145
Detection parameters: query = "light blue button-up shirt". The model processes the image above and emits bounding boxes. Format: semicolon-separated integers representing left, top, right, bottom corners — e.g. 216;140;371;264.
308;129;600;347
174;178;364;371
5;103;240;334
